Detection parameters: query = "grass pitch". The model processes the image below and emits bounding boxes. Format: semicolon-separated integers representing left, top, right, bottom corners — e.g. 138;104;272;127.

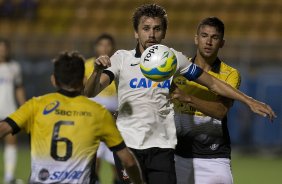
0;146;281;184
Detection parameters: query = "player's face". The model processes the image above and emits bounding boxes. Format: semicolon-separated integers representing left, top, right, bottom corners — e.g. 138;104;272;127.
0;42;8;62
95;39;114;56
135;16;166;53
195;25;225;59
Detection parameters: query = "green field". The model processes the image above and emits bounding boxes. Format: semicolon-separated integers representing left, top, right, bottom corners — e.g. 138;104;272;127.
0;147;282;184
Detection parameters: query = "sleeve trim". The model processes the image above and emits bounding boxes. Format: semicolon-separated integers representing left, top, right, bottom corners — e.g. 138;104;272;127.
183;63;203;81
103;70;115;84
109;141;126;152
4;117;21;135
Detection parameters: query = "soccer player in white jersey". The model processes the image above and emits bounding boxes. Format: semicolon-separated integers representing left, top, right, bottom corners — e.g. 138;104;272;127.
84;4;276;184
0;38;26;184
173;17;240;184
0;51;144;184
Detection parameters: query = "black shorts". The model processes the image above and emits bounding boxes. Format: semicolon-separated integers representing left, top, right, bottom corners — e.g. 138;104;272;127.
114;147;176;184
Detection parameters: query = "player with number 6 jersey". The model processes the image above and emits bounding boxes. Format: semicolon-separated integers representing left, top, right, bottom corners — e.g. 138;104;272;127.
0;52;144;184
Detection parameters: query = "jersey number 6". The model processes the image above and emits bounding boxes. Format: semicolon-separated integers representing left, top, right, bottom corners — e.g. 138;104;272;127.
51;121;74;161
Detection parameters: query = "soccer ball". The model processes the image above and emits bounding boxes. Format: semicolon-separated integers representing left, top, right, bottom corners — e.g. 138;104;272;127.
140;44;177;82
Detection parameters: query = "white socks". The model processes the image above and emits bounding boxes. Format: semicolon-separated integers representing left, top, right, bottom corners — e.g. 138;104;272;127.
4;144;17;183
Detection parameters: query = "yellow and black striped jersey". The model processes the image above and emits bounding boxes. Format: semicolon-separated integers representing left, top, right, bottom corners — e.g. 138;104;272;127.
174;58;241;115
6;89;125;183
174;57;241;159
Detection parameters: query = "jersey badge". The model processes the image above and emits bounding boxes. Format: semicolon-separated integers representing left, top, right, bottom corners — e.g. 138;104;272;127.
43;100;60;115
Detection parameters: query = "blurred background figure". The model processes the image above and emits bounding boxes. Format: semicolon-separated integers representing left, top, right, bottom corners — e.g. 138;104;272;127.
0;38;25;184
84;33;121;184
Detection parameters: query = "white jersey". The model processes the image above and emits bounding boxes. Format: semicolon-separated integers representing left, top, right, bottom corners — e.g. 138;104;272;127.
0;61;22;119
105;48;202;149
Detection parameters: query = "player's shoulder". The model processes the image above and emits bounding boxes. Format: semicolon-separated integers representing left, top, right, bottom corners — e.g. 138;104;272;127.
170;48;183;56
113;49;135;56
219;60;240;74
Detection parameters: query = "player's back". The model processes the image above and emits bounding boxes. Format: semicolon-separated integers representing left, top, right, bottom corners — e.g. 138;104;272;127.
9;90;120;183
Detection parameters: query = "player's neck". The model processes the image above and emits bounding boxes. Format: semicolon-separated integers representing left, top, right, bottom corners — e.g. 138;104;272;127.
195;56;213;72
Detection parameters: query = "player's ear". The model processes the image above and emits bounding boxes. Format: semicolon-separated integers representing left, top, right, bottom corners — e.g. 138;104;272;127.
50;74;57;88
134;31;139;39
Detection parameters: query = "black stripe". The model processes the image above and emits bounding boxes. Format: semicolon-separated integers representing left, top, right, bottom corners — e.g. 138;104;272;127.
5;117;21;135
109;141;126;152
103;70;115;84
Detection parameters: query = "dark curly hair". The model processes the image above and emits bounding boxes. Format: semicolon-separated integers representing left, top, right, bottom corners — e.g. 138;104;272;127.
53;51;85;89
132;4;168;32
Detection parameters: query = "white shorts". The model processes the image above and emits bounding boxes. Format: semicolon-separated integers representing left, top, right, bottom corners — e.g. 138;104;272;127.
175;155;233;184
97;142;115;165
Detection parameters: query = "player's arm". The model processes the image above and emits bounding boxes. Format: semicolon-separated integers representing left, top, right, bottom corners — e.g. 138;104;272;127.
0;121;13;139
83;56;112;97
173;70;276;121
173;87;232;120
115;147;144;184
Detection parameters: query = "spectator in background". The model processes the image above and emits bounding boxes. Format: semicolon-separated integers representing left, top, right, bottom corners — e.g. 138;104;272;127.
0;38;26;184
173;17;240;184
0;51;144;184
84;33;121;184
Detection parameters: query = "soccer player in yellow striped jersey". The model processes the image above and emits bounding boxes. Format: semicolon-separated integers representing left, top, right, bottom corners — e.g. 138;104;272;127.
173;17;240;184
0;52;144;184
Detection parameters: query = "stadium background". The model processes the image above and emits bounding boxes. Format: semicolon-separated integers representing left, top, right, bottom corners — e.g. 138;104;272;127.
0;0;281;183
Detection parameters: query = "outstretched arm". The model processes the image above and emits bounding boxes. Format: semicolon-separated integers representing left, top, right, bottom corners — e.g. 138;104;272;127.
83;56;112;97
172;71;276;121
173;87;232;120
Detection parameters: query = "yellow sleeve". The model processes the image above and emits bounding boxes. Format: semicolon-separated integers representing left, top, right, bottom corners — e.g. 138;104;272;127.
225;69;241;89
8;98;35;134
99;110;124;148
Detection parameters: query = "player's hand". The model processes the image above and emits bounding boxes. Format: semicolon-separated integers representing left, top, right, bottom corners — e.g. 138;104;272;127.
95;55;111;71
170;87;191;103
248;98;277;122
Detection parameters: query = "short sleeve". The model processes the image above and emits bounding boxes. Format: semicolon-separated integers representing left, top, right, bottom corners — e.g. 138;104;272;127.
226;69;241;89
7;98;35;134
105;50;123;79
98;109;124;149
170;48;193;76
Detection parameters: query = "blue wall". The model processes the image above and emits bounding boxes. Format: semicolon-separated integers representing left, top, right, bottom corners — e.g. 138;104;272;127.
228;68;282;147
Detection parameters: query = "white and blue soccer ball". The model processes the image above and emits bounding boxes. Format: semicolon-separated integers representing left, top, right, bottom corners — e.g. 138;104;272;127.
140;44;177;82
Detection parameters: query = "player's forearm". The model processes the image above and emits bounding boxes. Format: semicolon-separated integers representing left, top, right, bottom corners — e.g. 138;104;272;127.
188;96;229;120
124;164;144;184
83;70;103;97
209;76;252;106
